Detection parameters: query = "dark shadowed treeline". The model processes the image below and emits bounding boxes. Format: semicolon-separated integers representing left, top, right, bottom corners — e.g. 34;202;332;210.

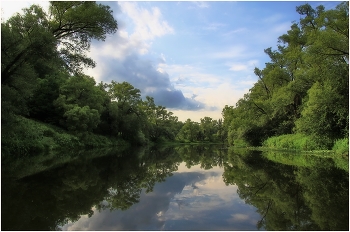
222;2;348;152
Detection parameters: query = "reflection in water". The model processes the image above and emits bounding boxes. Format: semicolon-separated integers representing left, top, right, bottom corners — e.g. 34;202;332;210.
223;149;349;231
1;145;348;230
58;163;260;231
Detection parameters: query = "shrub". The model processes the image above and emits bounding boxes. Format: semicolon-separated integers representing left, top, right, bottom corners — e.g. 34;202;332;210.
53;133;80;147
332;138;349;156
263;134;324;151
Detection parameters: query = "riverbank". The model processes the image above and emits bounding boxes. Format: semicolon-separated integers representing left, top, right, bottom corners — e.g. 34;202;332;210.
1;116;129;157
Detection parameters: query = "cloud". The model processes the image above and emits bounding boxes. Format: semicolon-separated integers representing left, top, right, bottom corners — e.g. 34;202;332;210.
88;52;207;110
150;88;206;110
84;2;207;111
203;23;226;31
158;53;166;63
1;1;50;21
119;2;174;41
229;64;247;71
231;213;250;222
192;1;210;8
228;59;259;71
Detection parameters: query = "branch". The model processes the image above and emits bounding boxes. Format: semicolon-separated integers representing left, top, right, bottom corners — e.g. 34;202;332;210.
252;101;267;115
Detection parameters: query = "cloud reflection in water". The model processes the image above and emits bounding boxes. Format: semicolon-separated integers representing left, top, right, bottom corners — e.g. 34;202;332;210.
61;163;261;230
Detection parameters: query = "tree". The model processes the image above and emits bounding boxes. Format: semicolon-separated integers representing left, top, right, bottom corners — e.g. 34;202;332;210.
63;105;100;134
49;1;118;74
1;5;58;85
295;80;348;148
1;5;59;122
177;119;201;142
200;117;216;142
1;1;118;146
104;81;145;143
140;96;179;142
223;2;348;148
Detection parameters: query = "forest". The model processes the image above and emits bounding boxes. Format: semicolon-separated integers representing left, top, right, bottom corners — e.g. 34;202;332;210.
1;1;348;156
222;2;348;152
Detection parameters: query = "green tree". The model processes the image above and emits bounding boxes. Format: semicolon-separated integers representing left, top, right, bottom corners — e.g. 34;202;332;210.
200;117;216;142
55;74;108;113
141;96;180;142
295;80;348;148
49;1;118;74
1;5;58;121
177;119;201;142
53;74;108;134
63;105;100;134
104;81;145;143
223;2;348;149
2;1;118;151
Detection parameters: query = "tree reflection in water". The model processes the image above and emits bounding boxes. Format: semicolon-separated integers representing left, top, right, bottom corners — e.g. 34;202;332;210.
223;149;349;231
1;145;348;230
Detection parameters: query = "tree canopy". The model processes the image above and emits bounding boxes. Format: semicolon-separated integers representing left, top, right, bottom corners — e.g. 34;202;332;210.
1;2;348;155
222;2;348;149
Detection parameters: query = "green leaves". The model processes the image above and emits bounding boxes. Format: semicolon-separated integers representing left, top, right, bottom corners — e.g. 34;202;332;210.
63;105;100;134
1;1;118;146
224;2;349;148
295;80;348;148
49;1;118;74
49;1;118;42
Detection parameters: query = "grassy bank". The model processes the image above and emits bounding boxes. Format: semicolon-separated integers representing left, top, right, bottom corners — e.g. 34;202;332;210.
262;134;348;155
1;116;129;157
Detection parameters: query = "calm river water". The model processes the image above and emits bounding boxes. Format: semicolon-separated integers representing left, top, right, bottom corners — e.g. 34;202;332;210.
1;145;348;230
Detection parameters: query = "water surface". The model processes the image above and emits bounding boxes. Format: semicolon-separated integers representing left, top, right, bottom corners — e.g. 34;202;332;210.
1;145;348;230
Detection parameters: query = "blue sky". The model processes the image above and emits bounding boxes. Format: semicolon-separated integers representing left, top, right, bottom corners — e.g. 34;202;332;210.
1;1;342;122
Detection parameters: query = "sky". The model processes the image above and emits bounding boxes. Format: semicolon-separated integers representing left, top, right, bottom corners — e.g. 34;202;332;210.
0;1;342;122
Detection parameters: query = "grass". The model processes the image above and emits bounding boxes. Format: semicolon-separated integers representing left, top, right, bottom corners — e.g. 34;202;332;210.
263;134;326;151
1;116;129;157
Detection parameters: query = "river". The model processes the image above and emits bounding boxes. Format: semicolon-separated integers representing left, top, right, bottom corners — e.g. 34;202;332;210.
1;145;348;230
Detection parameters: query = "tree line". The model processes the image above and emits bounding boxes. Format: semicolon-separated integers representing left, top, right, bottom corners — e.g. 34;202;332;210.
2;2;348;155
1;1;225;156
222;2;348;151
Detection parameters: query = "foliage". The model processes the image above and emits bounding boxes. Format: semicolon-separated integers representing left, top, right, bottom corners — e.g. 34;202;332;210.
332;137;349;156
176;117;225;143
3;2;347;157
262;150;336;170
223;2;349;149
49;1;118;74
1;116;80;156
223;149;348;230
263;134;323;151
1;2;192;156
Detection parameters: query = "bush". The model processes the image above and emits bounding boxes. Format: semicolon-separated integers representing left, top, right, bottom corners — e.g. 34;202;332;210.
332;138;349;155
53;133;80;147
263;134;324;151
233;139;250;148
2;116;130;157
2;116;46;156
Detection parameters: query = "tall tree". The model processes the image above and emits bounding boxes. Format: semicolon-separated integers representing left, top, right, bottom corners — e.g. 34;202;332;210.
49;1;118;74
223;2;348;148
1;1;118;125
